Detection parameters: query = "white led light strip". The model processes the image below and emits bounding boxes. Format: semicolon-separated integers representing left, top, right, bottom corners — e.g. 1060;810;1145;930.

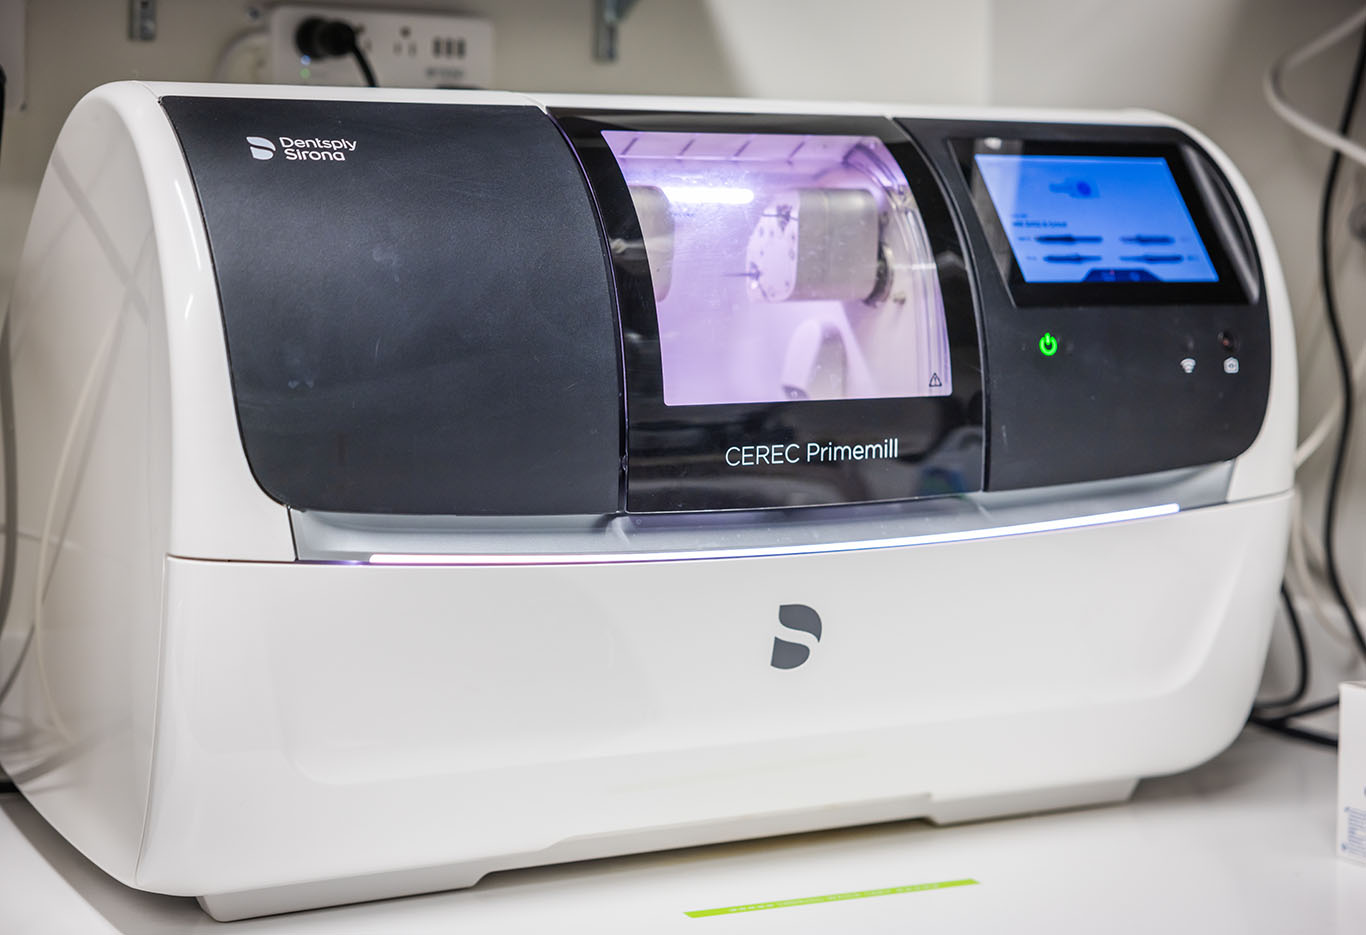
367;503;1179;566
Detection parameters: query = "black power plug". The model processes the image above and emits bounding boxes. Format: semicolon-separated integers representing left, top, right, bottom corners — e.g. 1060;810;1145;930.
295;17;378;87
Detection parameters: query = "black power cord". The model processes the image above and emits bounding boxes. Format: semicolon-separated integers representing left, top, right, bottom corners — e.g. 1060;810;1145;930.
1248;715;1339;748
1250;693;1344;748
1250;22;1366;750
1264;695;1342;721
0;65;16;691
1252;585;1310;710
296;17;378;88
0;64;17;797
1248;587;1338;747
0;316;19;709
1319;16;1366;663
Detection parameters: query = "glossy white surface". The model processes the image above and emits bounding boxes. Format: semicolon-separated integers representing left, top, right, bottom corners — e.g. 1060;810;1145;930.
1;728;1361;933
1;85;167;882
6;80;295;567
143;496;1286;917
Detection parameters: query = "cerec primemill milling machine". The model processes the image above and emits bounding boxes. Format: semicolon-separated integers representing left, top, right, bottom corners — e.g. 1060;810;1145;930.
0;82;1293;919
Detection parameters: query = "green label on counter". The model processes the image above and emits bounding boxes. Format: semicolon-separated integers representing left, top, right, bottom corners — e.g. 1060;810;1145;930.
685;877;979;918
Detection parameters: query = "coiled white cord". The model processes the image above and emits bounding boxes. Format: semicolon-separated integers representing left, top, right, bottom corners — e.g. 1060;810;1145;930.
1267;5;1366;170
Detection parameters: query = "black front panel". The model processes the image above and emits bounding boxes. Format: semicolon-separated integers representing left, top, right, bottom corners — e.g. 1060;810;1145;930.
556;111;984;513
900;119;1272;491
161;97;621;515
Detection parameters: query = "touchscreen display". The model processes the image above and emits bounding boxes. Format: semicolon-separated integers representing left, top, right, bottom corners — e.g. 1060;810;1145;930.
603;130;954;407
973;154;1218;284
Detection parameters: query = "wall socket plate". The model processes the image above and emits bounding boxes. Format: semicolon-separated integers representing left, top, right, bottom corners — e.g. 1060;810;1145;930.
267;5;493;89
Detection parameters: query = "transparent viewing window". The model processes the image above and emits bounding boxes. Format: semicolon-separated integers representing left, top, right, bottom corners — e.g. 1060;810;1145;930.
603;130;953;407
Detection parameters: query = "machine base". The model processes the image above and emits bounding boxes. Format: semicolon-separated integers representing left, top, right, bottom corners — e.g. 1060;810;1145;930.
196;777;1138;921
925;777;1138;825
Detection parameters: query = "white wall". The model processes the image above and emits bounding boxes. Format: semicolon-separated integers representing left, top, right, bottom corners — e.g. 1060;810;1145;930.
700;0;989;104
0;0;990;293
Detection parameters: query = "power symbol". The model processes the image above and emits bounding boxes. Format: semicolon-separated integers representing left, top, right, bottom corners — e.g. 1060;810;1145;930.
1039;333;1059;357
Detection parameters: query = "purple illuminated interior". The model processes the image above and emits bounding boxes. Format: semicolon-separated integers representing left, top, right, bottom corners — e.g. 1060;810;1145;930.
603;129;953;407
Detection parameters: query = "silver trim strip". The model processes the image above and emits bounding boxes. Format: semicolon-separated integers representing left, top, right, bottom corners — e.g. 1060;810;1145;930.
367;503;1179;566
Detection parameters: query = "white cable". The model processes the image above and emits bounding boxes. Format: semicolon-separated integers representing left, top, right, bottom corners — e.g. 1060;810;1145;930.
213;28;271;83
1293;302;1366;470
1287;495;1359;649
1295;507;1366;647
1295;165;1366;468
1266;5;1366;170
1296;500;1327;573
1297;400;1341;467
1271;10;1366;658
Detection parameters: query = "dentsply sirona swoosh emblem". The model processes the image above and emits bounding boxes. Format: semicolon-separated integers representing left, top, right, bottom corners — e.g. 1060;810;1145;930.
246;136;276;160
771;604;822;669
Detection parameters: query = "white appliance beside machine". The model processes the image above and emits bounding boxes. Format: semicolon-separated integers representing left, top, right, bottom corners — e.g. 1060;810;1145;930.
0;82;1293;920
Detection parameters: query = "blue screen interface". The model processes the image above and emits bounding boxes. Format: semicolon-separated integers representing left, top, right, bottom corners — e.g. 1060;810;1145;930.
974;154;1219;284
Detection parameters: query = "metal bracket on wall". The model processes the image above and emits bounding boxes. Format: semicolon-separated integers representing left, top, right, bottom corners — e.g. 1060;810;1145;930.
594;0;642;63
129;0;156;41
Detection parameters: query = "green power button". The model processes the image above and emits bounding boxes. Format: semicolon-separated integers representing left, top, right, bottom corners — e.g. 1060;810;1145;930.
1039;332;1059;357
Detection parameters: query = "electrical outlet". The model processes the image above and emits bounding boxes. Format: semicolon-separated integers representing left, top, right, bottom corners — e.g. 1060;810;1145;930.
267;5;493;89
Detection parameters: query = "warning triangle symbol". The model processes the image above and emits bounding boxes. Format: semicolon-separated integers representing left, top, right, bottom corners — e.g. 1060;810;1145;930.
928;373;942;388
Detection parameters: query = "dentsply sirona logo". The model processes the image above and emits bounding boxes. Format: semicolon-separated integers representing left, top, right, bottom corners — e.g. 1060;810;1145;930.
771;604;822;670
245;136;276;160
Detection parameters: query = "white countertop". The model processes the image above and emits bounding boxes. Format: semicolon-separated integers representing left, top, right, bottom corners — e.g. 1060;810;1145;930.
2;726;1361;933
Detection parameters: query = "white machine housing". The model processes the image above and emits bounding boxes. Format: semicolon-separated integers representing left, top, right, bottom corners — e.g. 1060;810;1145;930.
0;82;1293;920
